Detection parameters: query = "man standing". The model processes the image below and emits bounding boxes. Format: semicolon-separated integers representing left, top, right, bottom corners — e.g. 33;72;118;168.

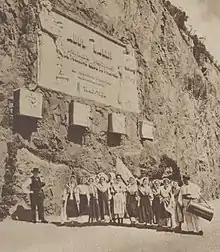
178;174;203;235
22;168;48;224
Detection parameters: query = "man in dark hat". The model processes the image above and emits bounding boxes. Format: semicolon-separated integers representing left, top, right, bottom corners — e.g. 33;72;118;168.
22;168;48;224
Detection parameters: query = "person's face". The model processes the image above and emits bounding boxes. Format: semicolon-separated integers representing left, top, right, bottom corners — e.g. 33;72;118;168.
70;177;76;184
143;178;149;185
95;176;99;183
164;179;169;187
81;178;86;184
100;177;105;183
88;179;93;185
129;177;135;185
116;175;121;182
33;172;39;178
172;181;178;189
183;179;189;185
154;181;160;188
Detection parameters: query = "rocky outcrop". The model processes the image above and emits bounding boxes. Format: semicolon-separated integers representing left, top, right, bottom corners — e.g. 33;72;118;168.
0;0;220;218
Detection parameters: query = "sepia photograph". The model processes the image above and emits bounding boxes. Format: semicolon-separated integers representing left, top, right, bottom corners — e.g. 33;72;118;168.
0;0;219;251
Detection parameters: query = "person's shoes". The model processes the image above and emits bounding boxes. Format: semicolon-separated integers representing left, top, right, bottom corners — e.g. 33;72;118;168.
41;219;49;224
198;230;204;236
173;226;181;233
32;220;37;224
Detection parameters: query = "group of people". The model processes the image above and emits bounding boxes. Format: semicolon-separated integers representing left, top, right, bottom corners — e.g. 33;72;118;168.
60;171;204;235
22;167;204;235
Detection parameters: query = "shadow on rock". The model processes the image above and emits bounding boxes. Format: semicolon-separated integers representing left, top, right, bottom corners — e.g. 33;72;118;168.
11;205;32;222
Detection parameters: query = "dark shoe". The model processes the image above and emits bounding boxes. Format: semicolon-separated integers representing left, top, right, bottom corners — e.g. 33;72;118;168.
173;226;181;233
32;220;37;224
41;219;49;224
198;230;204;236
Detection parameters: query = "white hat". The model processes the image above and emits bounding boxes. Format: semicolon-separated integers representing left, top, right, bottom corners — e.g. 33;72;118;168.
98;173;108;181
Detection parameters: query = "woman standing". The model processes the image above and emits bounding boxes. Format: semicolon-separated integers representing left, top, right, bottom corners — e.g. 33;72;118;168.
61;175;79;225
152;179;162;226
160;178;175;229
108;172;116;223
126;176;139;225
97;174;110;222
112;174;127;224
88;177;100;223
138;177;154;226
172;181;183;231
75;177;90;223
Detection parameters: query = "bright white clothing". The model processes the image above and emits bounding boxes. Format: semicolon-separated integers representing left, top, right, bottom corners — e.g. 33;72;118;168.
112;182;126;218
179;182;202;232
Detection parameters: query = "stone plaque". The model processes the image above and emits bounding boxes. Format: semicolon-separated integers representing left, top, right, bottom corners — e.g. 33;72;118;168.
140;120;154;140
38;10;139;113
69;101;91;127
108;113;126;135
13;88;43;118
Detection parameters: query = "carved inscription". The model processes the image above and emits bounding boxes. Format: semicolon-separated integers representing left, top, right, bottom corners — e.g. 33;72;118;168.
38;10;139;112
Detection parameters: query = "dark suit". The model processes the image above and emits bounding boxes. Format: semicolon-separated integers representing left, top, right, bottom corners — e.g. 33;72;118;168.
30;176;45;222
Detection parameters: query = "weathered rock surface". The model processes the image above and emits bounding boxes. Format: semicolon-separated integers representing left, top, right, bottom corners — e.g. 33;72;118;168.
0;0;220;217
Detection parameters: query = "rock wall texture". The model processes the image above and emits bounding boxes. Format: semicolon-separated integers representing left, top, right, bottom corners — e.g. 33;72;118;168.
0;0;220;218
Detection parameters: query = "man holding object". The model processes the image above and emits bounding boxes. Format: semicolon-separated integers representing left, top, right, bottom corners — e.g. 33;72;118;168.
178;174;203;235
22;168;48;224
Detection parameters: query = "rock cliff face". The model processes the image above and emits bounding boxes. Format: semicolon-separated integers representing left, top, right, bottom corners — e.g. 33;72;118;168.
0;0;220;218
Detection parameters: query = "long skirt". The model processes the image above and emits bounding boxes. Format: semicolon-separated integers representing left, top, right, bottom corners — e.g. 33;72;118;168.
127;194;138;218
98;190;109;220
79;195;89;215
174;199;183;225
138;195;153;224
160;201;171;220
89;194;100;221
66;194;79;218
152;196;161;224
113;193;125;218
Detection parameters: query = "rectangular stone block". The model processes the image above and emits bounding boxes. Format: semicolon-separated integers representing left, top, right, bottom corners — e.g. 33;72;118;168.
13;88;43;119
108;113;126;134
38;10;139;113
69;101;91;127
140;120;154;140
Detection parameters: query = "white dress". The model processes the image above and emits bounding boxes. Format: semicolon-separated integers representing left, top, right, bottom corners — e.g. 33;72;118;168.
112;182;126;218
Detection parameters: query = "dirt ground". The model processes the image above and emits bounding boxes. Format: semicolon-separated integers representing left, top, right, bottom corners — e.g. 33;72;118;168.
0;200;219;252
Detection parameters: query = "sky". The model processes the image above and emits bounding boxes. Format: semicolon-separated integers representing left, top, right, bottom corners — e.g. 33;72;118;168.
170;0;220;63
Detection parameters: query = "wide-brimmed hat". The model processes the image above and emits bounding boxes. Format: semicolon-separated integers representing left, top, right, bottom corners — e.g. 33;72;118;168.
98;173;108;181
87;176;95;183
69;174;76;180
162;177;170;184
153;179;161;185
115;173;123;179
31;168;40;173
